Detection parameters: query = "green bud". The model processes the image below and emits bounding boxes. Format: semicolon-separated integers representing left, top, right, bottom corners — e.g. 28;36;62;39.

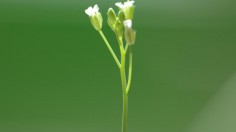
90;12;103;31
118;11;125;23
107;8;117;27
124;20;136;45
125;29;136;45
115;20;123;37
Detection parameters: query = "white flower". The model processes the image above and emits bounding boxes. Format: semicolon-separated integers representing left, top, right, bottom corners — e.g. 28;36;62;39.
85;4;103;31
85;4;99;16
115;1;135;20
115;1;135;9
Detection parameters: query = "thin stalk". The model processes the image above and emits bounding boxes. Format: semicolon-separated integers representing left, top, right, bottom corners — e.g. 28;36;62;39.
117;36;128;132
120;50;128;132
122;92;128;132
126;46;132;93
120;52;127;92
125;45;129;54
99;31;121;68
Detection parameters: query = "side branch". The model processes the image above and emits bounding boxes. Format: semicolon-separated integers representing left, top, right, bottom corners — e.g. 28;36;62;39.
99;31;121;68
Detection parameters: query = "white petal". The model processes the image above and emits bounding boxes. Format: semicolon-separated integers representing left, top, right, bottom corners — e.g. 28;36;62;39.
85;4;100;16
93;4;99;12
124;1;134;7
115;2;125;8
124;20;132;28
85;6;93;16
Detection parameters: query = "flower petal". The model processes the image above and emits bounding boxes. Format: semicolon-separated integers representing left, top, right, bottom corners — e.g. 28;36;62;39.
124;1;134;7
93;4;99;12
124;20;132;28
115;2;125;8
85;6;93;16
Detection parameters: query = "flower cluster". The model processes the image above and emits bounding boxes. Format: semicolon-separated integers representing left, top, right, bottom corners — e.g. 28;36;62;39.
85;1;136;45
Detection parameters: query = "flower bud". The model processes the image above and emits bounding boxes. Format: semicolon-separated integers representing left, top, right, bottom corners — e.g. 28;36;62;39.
116;21;123;37
118;11;125;23
124;20;136;45
85;4;103;31
107;8;117;26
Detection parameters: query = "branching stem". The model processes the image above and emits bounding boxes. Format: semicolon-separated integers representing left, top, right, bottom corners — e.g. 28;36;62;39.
99;31;121;68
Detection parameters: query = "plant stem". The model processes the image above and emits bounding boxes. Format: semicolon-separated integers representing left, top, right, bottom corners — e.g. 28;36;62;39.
118;37;129;132
126;46;132;94
99;31;121;68
122;46;132;132
122;92;128;132
119;38;127;92
121;58;128;132
125;45;129;54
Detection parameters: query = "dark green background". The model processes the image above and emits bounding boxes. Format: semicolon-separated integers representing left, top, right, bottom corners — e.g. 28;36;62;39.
1;0;236;132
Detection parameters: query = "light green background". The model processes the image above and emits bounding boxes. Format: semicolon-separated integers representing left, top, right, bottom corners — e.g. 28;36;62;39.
0;0;236;132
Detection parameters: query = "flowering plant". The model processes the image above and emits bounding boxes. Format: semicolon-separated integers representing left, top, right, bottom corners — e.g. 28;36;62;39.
85;1;136;132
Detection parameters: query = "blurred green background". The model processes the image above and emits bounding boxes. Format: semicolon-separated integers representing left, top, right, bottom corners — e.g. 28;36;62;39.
1;0;236;132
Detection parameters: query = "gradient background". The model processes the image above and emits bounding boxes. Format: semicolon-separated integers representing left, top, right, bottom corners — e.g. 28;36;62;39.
1;0;236;132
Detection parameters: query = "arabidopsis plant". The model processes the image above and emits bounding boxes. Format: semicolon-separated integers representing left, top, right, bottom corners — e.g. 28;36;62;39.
84;1;136;132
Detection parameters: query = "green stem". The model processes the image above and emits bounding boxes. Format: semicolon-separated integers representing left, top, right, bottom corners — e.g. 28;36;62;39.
117;36;128;132
125;45;129;54
126;46;132;94
120;46;126;94
99;31;121;68
121;53;128;132
122;92;128;132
